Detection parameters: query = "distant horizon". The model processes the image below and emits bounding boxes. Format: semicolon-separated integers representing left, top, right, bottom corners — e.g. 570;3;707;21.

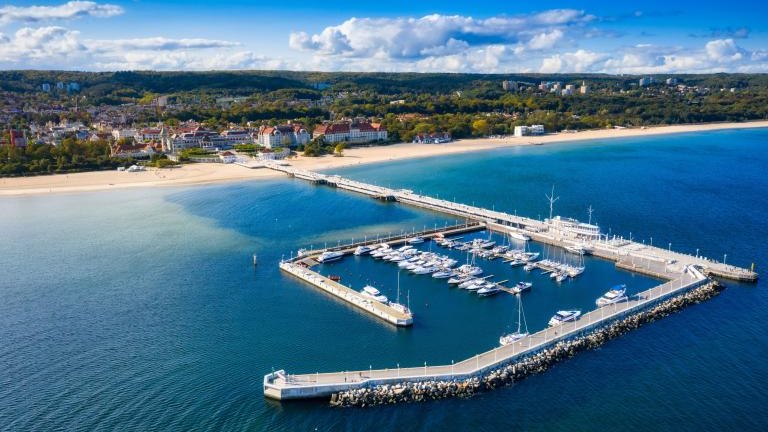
3;69;767;77
1;1;767;73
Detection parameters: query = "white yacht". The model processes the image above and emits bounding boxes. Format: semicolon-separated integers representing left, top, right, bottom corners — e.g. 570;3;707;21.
523;262;537;272
406;237;425;244
354;245;374;256
548;310;582;326
500;294;529;346
555;272;568;283
509;232;531;242
596;284;628;307
360;285;389;303
317;250;344;263
477;282;501;296
432;269;454;279
512;281;532;294
448;275;472;285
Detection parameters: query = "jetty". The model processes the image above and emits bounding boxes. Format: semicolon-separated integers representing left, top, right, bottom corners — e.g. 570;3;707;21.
261;161;758;401
265;266;710;400
280;222;484;327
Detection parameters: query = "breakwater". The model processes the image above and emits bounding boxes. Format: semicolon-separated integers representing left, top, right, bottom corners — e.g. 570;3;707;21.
330;281;722;407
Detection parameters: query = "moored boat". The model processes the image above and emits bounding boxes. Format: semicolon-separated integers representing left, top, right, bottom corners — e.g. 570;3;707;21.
596;284;628;306
548;310;581;326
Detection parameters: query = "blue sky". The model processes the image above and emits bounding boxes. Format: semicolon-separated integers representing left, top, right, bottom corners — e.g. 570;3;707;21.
1;0;766;72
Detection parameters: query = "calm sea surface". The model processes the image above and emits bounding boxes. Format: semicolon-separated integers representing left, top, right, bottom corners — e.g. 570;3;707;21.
1;128;766;431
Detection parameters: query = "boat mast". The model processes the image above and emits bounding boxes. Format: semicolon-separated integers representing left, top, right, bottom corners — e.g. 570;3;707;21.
546;185;559;221
588;205;594;225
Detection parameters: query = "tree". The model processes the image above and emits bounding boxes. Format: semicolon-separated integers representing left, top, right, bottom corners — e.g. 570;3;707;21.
472;119;490;136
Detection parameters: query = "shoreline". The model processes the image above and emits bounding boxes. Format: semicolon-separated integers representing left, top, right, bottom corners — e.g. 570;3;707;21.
2;120;767;197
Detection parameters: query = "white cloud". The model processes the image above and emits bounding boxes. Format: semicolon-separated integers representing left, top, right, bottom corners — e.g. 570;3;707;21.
0;1;123;26
289;10;593;59
527;29;564;50
0;26;87;63
0;25;252;70
705;39;743;62
87;37;239;52
539;49;607;73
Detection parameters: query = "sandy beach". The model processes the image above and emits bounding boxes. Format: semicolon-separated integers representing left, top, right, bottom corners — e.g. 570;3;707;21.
2;120;767;197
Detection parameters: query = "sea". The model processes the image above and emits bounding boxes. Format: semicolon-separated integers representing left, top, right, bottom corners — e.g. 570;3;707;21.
1;128;766;431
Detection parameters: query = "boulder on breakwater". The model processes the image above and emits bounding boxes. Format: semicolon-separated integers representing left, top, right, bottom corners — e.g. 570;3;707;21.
330;281;722;407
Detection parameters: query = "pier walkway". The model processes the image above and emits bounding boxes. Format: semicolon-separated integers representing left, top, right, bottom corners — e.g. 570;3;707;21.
264;161;757;282
265;268;709;400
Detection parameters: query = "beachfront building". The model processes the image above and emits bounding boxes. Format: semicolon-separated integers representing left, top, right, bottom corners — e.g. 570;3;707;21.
257;124;310;148
111;143;156;158
218;151;237;164
313;119;387;144
514;125;545;137
220;129;254;146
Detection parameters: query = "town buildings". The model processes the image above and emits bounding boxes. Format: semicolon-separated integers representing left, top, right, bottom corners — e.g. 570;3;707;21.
313;119;387;144
514;125;545;137
257;124;310;148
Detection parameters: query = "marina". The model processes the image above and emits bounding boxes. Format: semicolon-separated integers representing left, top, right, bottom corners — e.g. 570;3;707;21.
262;162;758;402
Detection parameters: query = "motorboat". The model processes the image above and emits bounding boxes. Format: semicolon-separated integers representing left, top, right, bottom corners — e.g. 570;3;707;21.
477;282;502;296
448;275;472;285
596;284;628;307
360;285;389;303
317;250;344;263
354;245;374;256
548;310;582;326
499;294;529;346
555;273;568;283
509;232;531;242
509;259;526;267
512;282;532;294
432;269;454;279
406;237;425;244
523;263;537;272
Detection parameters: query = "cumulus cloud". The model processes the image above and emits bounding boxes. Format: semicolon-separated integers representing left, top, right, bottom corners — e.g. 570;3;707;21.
289;10;593;59
0;25;252;70
0;26;87;63
0;1;123;26
540;49;607;73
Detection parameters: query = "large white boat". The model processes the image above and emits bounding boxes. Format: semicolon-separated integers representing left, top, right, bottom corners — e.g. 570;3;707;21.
512;281;532;294
406;237;425;244
509;232;530;242
548;310;582;326
360;285;389;303
500;294;529;346
317;250;344;263
354;245;374;256
596;284;628;307
477;282;501;296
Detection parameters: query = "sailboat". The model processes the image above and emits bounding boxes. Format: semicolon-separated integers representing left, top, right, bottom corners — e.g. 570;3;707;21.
390;270;412;315
499;294;529;346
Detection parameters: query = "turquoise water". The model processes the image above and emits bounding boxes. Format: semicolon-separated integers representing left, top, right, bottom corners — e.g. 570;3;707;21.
1;128;766;431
